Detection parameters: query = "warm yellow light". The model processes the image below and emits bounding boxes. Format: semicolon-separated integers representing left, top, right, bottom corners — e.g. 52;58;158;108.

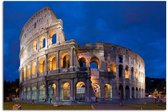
63;82;70;89
27;65;31;79
125;66;129;79
125;70;129;79
60;52;70;68
76;82;85;88
39;59;45;73
111;63;116;74
48;56;56;71
24;67;26;79
33;41;37;51
32;62;37;75
52;83;56;89
39;36;46;49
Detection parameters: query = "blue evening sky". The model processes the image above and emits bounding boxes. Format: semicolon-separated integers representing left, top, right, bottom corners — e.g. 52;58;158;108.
3;1;166;81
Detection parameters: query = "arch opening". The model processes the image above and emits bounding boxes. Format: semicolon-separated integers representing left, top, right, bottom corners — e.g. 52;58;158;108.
32;62;37;75
132;87;135;99
76;81;85;101
39;59;45;74
119;65;123;78
125;86;130;99
32;86;37;100
61;53;70;69
92;84;100;98
48;56;56;71
119;85;124;99
104;84;112;99
52;34;57;44
61;82;70;101
39;85;46;102
90;57;99;69
79;57;86;68
125;65;129;79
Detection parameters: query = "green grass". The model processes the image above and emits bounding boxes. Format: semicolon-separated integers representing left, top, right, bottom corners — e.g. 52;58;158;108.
4;102;92;110
122;103;166;110
4;102;166;110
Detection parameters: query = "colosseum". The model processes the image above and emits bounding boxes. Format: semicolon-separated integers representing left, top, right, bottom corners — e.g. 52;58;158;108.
19;7;145;103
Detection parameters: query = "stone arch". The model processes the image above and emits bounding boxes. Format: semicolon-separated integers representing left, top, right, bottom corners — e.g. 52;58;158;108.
90;56;100;69
51;34;57;44
61;53;70;69
48;83;56;101
48;55;56;71
78;57;86;68
125;86;130;99
131;67;134;80
139;88;141;98
21;68;24;81
32;86;37;100
39;58;45;74
39;84;46;102
61;82;70;100
39;36;46;49
111;63;116;74
104;84;112;99
107;62;116;75
33;40;37;51
76;81;86;101
119;84;124;99
27;87;31;100
49;31;57;45
125;65;129;79
23;88;27;100
27;65;31;79
92;83;100;98
118;64;123;78
136;87;138;98
23;67;26;81
32;61;37;76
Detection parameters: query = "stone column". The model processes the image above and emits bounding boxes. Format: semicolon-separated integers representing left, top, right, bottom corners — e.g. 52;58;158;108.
56;80;60;102
36;58;39;78
85;78;91;102
122;65;126;99
100;83;105;101
30;64;32;79
36;83;39;102
123;85;126;99
53;82;57;100
45;54;48;75
130;86;132;99
30;86;32;101
70;79;75;101
70;47;75;71
45;33;48;49
112;81;119;99
37;36;40;51
56;50;60;72
45;81;49;102
19;70;22;83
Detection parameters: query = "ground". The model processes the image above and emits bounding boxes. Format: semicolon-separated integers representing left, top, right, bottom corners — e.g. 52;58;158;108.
4;102;166;110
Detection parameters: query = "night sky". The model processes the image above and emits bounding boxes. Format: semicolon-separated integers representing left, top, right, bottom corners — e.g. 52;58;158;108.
3;1;166;81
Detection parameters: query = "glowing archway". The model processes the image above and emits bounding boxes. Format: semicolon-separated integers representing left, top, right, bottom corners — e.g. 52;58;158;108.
76;81;85;101
92;83;100;98
104;84;112;99
61;82;70;100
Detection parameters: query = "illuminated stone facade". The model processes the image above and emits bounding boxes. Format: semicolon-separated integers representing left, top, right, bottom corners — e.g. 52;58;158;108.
19;7;145;103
